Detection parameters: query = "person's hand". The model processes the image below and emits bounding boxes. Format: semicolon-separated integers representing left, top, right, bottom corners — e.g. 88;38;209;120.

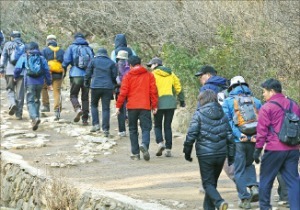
152;108;157;115
47;85;53;91
183;142;193;162
227;156;234;166
180;101;186;108
240;133;248;142
184;153;193;162
115;108;120;115
84;81;90;88
250;135;256;143
253;148;263;164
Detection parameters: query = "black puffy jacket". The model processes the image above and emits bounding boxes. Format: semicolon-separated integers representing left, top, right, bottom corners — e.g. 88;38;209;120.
184;102;235;158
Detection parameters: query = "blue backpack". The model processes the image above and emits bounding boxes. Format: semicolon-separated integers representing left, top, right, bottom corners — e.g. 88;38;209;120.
26;54;43;77
74;45;92;70
9;41;25;65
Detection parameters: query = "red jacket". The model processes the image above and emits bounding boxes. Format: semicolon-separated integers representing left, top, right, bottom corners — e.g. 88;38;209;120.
116;65;158;110
256;93;300;151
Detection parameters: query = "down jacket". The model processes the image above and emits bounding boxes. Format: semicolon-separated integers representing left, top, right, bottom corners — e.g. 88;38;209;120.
184;102;235;157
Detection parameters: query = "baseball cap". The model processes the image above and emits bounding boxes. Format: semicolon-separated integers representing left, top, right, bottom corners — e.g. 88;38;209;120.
195;65;217;77
146;57;162;67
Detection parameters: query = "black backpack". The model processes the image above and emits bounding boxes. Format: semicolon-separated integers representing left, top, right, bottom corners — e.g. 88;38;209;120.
269;100;300;146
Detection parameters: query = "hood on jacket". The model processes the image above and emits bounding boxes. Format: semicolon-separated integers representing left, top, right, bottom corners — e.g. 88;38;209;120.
229;85;252;96
128;65;148;76
72;37;89;46
154;66;172;77
200;102;224;120
114;34;127;49
206;75;228;87
48;40;58;47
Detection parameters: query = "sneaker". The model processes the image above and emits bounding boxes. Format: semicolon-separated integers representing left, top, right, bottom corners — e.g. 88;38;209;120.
118;131;126;137
103;130;109;137
90;124;100;132
219;201;228;210
250;185;259;202
139;144;150;161
130;154;140;160
238;199;251;209
156;142;165;156
74;109;83;122
278;200;289;207
41;105;50;112
54;111;60;121
8;105;17;116
165;149;172;157
32;118;41;131
82;120;89;126
16;115;23;120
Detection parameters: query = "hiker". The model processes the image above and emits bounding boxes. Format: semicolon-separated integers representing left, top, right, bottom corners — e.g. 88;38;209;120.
253;78;300;210
84;48;117;137
41;35;65;120
115;56;158;161
14;42;52;131
62;32;94;125
115;50;130;137
110;34;136;63
222;76;261;209
0;31;25;120
0;30;5;55
147;57;185;157
183;89;235;210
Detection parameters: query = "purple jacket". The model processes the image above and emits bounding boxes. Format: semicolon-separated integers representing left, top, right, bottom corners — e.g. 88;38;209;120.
256;93;300;151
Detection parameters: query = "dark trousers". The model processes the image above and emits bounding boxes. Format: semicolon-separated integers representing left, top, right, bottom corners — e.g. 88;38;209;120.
154;109;175;149
90;88;113;131
128;109;152;155
70;77;89;120
259;150;300;210
116;92;127;132
198;155;226;210
277;172;288;201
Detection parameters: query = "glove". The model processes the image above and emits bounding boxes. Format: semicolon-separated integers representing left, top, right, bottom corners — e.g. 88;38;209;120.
84;81;90;88
180;101;186;108
253;148;263;164
227;156;234;166
183;142;193;162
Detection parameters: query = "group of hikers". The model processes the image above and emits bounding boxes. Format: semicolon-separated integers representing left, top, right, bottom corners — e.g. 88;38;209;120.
0;30;299;210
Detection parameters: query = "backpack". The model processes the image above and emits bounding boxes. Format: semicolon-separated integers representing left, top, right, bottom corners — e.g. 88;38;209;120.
116;59;130;85
269;100;300;146
26;54;43;78
233;94;258;135
74;45;91;69
48;46;63;73
8;41;25;65
217;89;229;105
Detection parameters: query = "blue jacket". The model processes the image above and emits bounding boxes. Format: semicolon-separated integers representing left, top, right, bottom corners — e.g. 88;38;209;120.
62;37;94;77
14;50;51;86
84;54;117;89
200;75;228;93
110;34;136;63
222;85;262;142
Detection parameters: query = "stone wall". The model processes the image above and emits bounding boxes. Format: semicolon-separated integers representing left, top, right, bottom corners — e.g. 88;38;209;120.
0;151;170;210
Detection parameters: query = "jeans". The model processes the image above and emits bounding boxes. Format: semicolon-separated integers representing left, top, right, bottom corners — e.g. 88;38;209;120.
91;88;113;131
116;92;127;132
234;142;258;200
259;150;300;210
198;155;226;210
70;77;89;120
154;109;175;149
26;84;43;120
42;78;63;111
5;75;25;117
277;172;288;201
128;109;152;155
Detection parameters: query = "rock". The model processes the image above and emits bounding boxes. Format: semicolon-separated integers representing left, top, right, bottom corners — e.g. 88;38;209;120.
2;130;27;138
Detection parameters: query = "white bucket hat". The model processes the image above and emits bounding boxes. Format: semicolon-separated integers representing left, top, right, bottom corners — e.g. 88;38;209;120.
228;76;248;91
116;50;128;60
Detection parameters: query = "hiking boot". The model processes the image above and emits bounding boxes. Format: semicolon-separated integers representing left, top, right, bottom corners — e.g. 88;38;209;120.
74;109;83;122
90;124;100;132
139;144;150;161
130;154;140;160
118;131;126;137
16;115;23;120
238;199;251;209
165;149;172;157
8;105;17;116
103;130;109;137
219;201;228;210
156;142;165;156
32;118;41;131
54;111;60;121
41;105;50;112
250;185;259;202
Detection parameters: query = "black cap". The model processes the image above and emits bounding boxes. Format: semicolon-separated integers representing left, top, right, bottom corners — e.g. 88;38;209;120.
195;65;217;77
97;47;108;56
74;32;85;39
146;57;162;67
10;31;21;38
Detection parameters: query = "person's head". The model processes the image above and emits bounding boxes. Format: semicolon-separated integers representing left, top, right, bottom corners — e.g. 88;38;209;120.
261;78;282;101
198;89;218;106
228;76;249;92
97;47;108;56
25;42;39;53
116;50;128;60
195;65;217;85
10;31;21;40
146;57;163;70
46;34;57;46
128;55;141;67
74;32;85;39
